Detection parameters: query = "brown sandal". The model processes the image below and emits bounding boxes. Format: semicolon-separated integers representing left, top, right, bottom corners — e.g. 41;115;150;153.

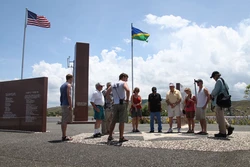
119;137;128;143
62;136;73;141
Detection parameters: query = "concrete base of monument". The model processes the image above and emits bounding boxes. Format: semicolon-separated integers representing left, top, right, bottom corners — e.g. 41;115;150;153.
57;121;95;124
0;129;50;133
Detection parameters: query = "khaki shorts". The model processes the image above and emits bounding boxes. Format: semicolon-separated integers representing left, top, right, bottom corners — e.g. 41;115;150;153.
61;106;72;124
168;104;181;117
111;104;128;123
195;107;206;120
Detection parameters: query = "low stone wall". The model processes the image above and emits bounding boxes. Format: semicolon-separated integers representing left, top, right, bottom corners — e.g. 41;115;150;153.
128;116;250;125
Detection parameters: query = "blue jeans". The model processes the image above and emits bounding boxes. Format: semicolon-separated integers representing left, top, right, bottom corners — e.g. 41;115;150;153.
150;112;162;131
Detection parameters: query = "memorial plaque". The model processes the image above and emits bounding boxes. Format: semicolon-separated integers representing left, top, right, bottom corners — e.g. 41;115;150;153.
73;42;89;121
0;77;48;132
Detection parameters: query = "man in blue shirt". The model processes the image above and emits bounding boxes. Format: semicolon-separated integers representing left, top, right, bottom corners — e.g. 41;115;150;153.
60;74;73;141
210;71;234;138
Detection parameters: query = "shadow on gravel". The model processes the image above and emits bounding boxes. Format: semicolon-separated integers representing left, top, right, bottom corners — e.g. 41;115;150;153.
84;136;101;139
0;130;34;134
48;140;64;143
124;131;142;134
207;136;230;141
97;141;122;146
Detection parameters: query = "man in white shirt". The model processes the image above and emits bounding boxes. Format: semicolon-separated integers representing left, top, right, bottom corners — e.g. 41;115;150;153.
90;82;105;138
195;79;210;135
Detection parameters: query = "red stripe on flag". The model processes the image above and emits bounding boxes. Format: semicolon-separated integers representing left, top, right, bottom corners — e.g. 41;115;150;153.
27;16;50;28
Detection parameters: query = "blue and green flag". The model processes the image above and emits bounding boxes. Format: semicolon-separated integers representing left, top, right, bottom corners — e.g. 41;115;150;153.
132;27;150;42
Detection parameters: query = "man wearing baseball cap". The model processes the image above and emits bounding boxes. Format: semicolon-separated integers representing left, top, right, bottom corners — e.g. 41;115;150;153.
90;82;105;137
148;87;162;133
210;71;234;138
166;83;182;133
195;79;210;135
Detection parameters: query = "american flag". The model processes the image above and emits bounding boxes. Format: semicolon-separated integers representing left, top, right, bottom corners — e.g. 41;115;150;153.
27;10;50;28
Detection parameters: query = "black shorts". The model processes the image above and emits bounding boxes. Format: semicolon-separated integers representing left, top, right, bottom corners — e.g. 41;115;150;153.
131;108;142;118
186;111;195;119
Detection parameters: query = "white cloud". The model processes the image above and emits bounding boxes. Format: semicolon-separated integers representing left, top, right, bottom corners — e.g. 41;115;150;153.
32;61;72;107
123;38;131;44
28;14;250;106
144;14;190;29
62;36;71;43
112;47;124;52
234;82;247;90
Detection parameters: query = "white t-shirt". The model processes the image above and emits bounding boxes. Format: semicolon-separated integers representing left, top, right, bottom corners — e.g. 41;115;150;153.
112;80;125;105
197;87;207;108
90;90;105;106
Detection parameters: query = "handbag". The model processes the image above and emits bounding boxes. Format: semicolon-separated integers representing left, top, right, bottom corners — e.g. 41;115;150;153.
182;109;186;115
216;78;231;108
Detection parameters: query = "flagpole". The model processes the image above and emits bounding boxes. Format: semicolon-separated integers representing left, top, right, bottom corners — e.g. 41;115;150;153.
21;8;28;80
131;23;134;91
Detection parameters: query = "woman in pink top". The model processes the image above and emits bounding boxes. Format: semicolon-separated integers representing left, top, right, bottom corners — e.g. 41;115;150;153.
184;88;196;133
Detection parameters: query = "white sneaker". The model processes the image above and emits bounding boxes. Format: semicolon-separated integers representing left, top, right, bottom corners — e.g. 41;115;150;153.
167;128;173;133
178;128;181;133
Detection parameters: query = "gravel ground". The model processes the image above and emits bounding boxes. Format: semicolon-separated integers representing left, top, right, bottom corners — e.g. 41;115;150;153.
70;130;250;152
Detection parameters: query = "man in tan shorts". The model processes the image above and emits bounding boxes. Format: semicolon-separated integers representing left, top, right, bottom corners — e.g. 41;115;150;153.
195;79;210;135
60;74;73;141
106;73;130;144
166;83;182;133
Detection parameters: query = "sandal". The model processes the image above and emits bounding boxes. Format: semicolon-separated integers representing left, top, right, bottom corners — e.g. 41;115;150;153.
119;137;129;143
107;136;114;141
62;136;73;141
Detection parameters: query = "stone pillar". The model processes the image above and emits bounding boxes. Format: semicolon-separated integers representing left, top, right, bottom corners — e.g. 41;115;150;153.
176;83;180;91
74;42;89;121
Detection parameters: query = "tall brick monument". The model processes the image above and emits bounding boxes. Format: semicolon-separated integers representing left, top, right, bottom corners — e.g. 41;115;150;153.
73;42;89;121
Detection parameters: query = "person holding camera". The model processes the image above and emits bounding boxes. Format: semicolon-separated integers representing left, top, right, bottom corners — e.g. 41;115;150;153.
101;82;113;135
210;71;234;138
106;73;130;143
184;88;196;133
195;79;210;135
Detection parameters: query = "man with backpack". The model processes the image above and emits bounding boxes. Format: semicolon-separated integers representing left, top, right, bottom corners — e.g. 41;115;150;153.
210;71;235;138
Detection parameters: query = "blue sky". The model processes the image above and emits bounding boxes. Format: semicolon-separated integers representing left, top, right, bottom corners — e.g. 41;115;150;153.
1;0;250;80
2;0;250;106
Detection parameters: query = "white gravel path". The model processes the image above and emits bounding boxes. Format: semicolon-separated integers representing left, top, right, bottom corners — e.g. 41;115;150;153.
69;131;250;152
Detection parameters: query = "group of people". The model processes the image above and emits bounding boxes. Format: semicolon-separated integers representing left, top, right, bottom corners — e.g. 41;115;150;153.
59;71;235;142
